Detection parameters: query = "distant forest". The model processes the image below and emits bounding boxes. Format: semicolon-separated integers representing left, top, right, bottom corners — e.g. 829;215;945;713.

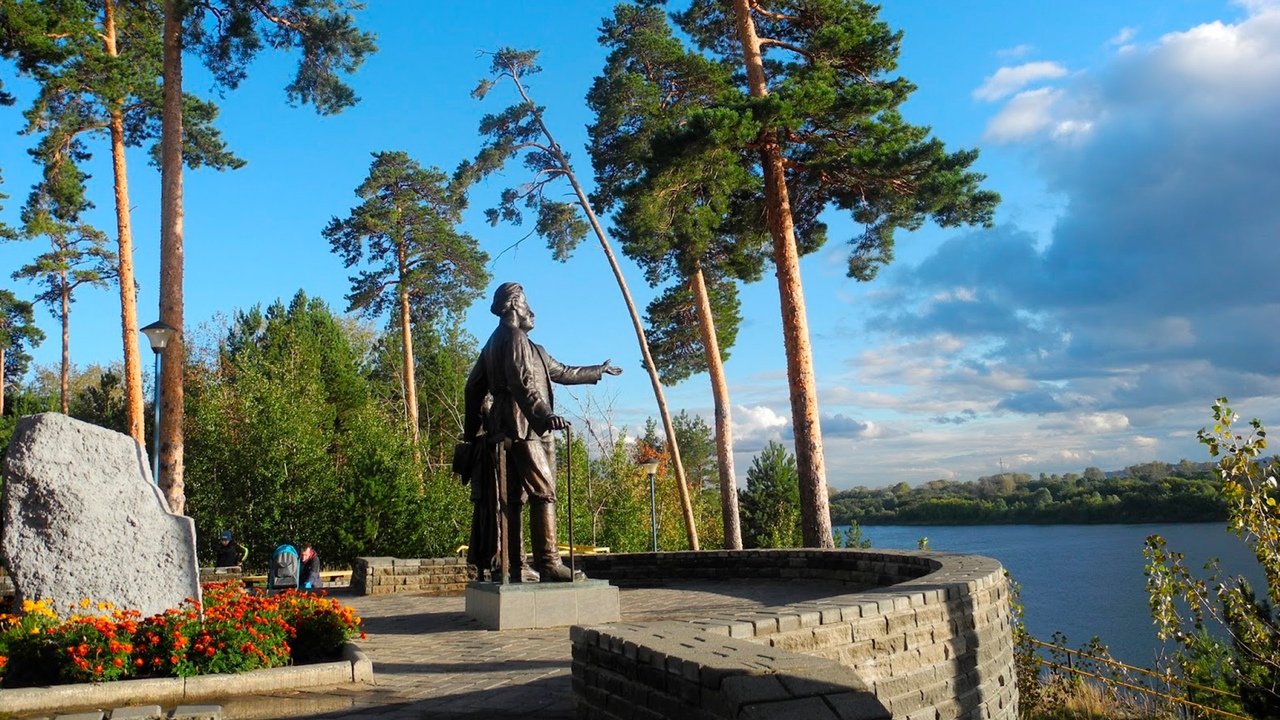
828;460;1263;526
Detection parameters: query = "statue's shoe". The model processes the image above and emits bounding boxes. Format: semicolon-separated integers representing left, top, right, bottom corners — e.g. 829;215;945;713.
508;566;541;583
535;563;574;582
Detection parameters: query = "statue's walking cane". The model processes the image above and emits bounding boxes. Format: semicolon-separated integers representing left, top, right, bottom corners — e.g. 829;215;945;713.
496;434;510;585
565;424;576;581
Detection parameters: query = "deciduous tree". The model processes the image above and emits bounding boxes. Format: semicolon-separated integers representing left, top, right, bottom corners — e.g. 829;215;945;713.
324;151;490;448
0;289;45;418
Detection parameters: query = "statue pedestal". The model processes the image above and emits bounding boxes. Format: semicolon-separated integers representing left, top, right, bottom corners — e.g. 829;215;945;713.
464;578;620;630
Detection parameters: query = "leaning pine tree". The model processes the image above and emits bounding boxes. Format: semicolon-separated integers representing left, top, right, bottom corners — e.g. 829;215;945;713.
620;0;1001;546
456;48;703;550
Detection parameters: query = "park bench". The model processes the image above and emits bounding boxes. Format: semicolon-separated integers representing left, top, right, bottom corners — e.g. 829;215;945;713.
452;543;611;557
200;568;353;589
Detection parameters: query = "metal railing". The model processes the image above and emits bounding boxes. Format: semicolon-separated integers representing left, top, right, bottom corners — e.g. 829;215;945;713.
1028;637;1247;720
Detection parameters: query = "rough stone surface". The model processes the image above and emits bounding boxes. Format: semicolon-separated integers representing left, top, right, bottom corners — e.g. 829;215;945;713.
0;413;200;617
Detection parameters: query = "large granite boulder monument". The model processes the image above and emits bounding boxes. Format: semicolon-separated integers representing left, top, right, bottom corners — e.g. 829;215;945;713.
1;413;201;617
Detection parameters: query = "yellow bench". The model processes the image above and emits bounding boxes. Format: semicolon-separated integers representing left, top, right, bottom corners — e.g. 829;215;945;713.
201;569;352;588
454;544;611;557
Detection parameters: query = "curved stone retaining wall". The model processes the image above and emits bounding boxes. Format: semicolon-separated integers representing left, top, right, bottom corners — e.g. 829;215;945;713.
575;549;1015;720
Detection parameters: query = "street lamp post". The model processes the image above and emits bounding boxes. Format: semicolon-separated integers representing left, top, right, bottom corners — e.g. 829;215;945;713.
639;459;660;552
139;320;177;485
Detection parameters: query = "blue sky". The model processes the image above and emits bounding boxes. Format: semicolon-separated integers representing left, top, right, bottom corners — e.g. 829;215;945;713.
2;1;1278;489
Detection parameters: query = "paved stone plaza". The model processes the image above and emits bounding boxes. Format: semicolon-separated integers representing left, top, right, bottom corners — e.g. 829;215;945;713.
217;579;848;720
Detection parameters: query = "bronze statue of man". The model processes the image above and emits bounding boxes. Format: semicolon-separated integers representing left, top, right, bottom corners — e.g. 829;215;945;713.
463;282;621;582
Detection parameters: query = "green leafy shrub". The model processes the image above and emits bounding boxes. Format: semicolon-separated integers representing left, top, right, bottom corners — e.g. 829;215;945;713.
1144;397;1280;717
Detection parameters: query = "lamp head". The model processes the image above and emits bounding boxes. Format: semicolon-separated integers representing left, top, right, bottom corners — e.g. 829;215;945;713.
140;321;177;353
638;459;660;476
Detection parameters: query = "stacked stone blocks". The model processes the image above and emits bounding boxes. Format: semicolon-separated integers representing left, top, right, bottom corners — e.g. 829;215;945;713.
575;550;1016;720
351;556;471;596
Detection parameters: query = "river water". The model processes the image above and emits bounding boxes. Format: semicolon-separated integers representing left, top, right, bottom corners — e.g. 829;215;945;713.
836;522;1264;668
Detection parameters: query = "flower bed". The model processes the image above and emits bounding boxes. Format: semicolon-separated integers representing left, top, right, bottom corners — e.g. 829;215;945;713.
0;581;363;688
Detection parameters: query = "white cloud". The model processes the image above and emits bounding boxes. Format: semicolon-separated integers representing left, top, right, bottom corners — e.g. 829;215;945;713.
1108;27;1138;47
853;6;1280;487
732;404;789;450
982;88;1062;141
973;61;1069;101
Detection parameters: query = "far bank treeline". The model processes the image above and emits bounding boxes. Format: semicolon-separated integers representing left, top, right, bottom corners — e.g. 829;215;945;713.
830;463;1231;526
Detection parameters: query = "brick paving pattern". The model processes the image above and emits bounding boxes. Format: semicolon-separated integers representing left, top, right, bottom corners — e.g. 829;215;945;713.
219;579;847;720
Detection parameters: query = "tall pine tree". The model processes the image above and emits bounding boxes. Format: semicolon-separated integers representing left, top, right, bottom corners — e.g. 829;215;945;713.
596;1;999;546
155;0;376;513
0;0;240;446
324;151;490;448
11;136;116;414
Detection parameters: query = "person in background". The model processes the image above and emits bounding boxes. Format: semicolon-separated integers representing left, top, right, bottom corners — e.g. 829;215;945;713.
215;530;249;570
299;543;322;589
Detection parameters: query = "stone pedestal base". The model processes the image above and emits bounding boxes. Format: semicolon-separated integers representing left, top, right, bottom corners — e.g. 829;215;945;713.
464;579;620;630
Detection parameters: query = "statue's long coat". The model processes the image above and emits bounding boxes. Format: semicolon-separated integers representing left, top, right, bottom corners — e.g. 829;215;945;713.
462;318;603;566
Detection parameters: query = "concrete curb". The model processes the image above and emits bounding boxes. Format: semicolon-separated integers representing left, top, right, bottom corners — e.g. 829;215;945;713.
0;643;373;716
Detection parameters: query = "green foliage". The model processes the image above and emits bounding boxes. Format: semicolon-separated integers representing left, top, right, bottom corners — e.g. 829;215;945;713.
13;153;118;341
180;0;377;116
1144;398;1280;717
0;289;45;397
642;278;741;383
830;463;1224;526
595;0;998;281
671;410;725;548
184;291;466;567
324;151;490;325
456;48;591;261
739;441;802;548
0;0;243;173
835;522;871;548
588;5;764;380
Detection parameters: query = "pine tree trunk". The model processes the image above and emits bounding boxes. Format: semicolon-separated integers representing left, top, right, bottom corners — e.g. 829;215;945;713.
103;0;146;445
60;273;70;415
158;0;185;514
398;245;420;446
561;169;700;551
528;112;700;549
690;267;742;549
729;0;832;548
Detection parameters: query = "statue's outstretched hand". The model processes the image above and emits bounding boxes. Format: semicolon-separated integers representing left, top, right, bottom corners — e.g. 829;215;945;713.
601;359;623;376
547;415;571;430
